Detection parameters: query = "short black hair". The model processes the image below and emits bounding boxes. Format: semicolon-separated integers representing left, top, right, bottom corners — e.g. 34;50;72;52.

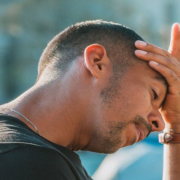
38;20;144;78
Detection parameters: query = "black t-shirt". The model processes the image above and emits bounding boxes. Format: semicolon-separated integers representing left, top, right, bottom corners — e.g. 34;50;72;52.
0;114;92;180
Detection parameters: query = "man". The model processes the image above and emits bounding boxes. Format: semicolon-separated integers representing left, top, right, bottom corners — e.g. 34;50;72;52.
0;20;179;179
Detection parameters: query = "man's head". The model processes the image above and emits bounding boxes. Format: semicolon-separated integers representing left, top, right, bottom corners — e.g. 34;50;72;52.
38;20;144;78
36;20;167;153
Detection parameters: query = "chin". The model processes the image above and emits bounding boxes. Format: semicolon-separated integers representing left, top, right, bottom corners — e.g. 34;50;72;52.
87;143;121;154
101;139;125;154
101;143;123;154
105;146;123;154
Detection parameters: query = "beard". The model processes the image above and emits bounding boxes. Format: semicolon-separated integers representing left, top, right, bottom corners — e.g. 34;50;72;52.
91;115;151;154
93;73;152;153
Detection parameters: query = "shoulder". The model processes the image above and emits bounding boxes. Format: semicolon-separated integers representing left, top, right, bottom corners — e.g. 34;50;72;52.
0;145;77;180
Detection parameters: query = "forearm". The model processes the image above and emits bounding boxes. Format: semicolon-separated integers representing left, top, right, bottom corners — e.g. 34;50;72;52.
163;144;180;180
134;23;180;180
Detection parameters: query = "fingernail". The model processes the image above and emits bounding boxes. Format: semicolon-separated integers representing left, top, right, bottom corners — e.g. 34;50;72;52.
135;40;147;46
150;61;158;65
136;50;147;55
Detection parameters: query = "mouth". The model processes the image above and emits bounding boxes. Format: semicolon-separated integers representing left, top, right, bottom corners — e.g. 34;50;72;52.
135;125;145;142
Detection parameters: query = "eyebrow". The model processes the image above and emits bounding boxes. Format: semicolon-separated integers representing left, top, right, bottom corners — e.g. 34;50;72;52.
153;76;168;88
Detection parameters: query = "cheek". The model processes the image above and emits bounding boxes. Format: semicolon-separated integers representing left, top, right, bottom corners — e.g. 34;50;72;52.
115;123;138;147
121;89;151;115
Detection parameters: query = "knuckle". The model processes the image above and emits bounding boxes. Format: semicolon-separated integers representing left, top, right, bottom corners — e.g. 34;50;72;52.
164;57;178;69
163;57;171;65
147;43;153;51
177;61;180;68
168;70;175;79
164;51;171;58
171;57;178;64
148;52;155;59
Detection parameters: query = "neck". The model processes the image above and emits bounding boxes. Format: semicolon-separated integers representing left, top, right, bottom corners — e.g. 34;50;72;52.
1;79;93;151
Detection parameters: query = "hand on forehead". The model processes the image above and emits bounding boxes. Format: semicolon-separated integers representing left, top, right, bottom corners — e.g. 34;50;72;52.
134;24;180;130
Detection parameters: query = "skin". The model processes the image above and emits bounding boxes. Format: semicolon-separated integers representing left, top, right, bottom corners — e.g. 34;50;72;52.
0;24;179;157
0;42;166;155
135;23;180;180
93;62;167;153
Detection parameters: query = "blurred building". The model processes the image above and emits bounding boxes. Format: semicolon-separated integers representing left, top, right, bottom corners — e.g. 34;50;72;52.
0;0;179;103
0;0;179;179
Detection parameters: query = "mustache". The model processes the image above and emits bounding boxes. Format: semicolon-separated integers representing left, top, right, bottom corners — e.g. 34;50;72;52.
133;115;152;138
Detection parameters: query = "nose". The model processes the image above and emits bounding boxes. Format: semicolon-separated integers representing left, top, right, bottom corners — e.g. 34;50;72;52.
148;110;165;132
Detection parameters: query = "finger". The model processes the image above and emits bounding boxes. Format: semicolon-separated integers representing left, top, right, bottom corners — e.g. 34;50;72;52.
149;61;180;94
168;23;180;60
135;40;172;58
135;50;180;75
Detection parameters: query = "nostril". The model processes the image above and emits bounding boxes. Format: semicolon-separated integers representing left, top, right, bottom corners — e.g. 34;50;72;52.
152;121;159;128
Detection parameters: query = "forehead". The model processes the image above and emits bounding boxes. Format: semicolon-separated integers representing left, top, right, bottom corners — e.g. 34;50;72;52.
121;63;167;90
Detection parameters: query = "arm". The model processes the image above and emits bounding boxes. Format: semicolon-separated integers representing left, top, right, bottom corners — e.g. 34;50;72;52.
135;23;180;180
163;143;180;179
163;23;180;180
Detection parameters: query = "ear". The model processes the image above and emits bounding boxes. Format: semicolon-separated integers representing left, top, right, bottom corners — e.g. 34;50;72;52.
84;44;111;79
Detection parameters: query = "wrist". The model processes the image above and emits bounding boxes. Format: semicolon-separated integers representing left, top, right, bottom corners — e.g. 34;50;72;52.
159;123;180;144
165;123;180;133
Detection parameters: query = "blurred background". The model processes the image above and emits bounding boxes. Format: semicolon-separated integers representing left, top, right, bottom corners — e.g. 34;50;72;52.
0;0;180;179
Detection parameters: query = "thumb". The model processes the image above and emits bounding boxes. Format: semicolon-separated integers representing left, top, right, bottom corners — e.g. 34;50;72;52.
168;23;180;60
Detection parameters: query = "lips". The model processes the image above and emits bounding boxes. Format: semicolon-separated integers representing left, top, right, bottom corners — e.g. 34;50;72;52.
136;125;145;142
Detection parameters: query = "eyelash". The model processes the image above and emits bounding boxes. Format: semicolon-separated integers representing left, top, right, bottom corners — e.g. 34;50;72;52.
152;89;158;100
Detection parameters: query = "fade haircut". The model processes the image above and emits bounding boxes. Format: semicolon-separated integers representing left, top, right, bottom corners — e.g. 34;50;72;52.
38;20;144;78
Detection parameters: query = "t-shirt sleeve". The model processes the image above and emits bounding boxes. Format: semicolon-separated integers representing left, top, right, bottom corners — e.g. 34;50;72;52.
0;145;77;180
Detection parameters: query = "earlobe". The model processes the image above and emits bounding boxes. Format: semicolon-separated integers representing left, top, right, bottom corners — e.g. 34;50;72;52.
84;44;110;79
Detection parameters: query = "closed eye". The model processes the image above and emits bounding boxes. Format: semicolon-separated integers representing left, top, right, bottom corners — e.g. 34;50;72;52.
152;89;158;100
